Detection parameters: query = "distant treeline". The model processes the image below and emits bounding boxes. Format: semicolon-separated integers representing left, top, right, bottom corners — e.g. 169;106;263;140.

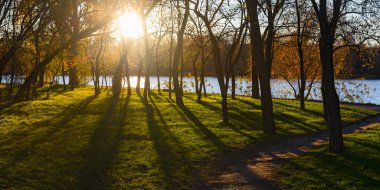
342;47;380;79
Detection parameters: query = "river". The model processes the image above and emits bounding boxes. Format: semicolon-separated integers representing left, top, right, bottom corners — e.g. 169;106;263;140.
2;75;379;105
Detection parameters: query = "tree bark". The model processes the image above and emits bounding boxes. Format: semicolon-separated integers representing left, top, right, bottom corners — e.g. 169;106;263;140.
197;48;207;101
295;0;306;110
69;0;80;91
124;43;131;97
94;34;105;96
310;0;344;153
231;72;236;99
246;0;276;134
142;7;151;104
61;53;67;91
192;52;200;99
194;9;229;123
250;41;260;99
172;0;190;106
180;47;184;94
156;47;161;94
112;53;124;98
136;59;143;95
38;69;44;87
320;34;344;152
168;0;174;100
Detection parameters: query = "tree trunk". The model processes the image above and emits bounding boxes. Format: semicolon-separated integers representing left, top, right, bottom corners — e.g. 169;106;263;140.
246;0;276;134
172;0;190;106
142;11;151;105
231;71;236;99
194;64;199;97
250;43;260;99
94;34;104;96
38;69;44;87
143;53;151;103
69;0;80;91
9;57;16;97
113;34;127;98
310;0;344;153
231;27;247;100
125;48;131;97
168;5;174;100
105;76;108;89
295;0;306;110
259;72;276;134
180;48;184;94
197;48;206;101
68;49;79;91
320;34;344;153
0;46;17;77
95;64;100;96
69;53;79;90
156;47;161;94
61;53;67;91
192;52;199;100
136;59;143;95
299;58;306;110
112;56;124;98
169;57;172;99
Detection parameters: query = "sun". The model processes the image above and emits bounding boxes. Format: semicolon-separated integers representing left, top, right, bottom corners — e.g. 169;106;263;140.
118;11;143;38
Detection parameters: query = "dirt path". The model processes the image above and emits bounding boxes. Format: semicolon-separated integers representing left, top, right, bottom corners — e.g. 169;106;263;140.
206;105;380;190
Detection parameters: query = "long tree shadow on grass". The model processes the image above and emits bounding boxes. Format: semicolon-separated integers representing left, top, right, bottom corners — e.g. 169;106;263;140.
148;92;244;187
0;95;96;172
183;95;261;137
274;111;322;134
182;96;282;189
147;92;214;189
78;95;130;189
340;105;377;117
147;93;208;188
273;101;324;118
196;99;261;138
154;93;230;152
234;97;262;110
178;104;230;151
280;144;380;189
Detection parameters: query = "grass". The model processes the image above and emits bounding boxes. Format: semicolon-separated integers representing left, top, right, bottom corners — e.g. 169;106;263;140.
0;86;377;189
278;124;380;190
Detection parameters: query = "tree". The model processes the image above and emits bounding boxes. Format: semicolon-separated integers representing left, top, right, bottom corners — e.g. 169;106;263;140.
0;0;48;85
295;0;306;110
309;0;380;152
272;36;321;100
188;11;211;101
112;38;124;97
68;0;80;90
193;0;236;123
12;13;114;103
151;5;166;94
172;0;190;106
245;0;285;134
224;2;248;100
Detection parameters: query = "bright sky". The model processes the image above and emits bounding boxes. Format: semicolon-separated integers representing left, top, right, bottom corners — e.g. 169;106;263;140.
117;11;144;38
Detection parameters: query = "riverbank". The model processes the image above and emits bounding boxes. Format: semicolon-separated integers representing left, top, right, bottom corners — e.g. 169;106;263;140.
1;76;379;104
0;86;377;189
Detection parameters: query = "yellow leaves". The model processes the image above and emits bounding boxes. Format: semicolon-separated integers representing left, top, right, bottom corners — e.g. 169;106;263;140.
272;36;321;80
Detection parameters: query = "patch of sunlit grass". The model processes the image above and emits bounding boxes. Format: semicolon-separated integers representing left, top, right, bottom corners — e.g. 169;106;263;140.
0;87;377;189
278;124;380;189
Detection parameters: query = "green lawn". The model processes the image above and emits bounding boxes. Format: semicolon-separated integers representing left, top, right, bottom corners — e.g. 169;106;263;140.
0;86;377;189
278;124;380;190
